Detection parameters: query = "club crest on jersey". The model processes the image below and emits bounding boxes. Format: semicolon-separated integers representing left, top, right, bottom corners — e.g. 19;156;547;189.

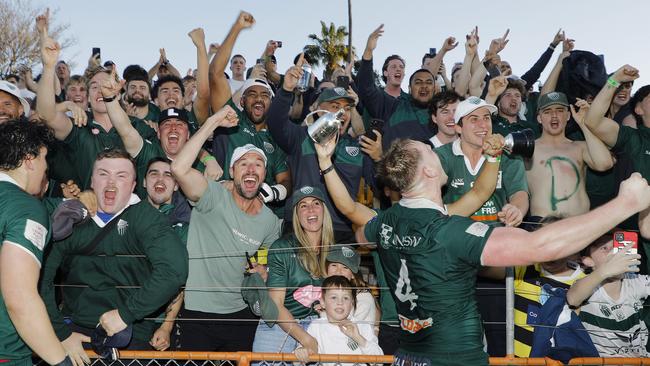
263;142;275;153
345;146;359;157
379;224;393;248
117;219;128;236
341;246;355;257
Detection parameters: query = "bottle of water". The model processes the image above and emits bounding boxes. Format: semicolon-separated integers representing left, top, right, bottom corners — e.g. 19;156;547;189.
296;64;312;92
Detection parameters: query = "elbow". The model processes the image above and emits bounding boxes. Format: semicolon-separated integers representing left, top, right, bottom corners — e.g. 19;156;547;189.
565;290;581;308
591;160;614;172
170;159;188;178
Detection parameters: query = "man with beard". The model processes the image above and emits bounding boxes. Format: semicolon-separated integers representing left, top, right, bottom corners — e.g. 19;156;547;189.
489;78;541;138
208;11;291;212
525;92;612;219
0;81;31;123
358;25;435;149
171;106;282;351
36;33;157;190
123;65;160;122
39;149;187;362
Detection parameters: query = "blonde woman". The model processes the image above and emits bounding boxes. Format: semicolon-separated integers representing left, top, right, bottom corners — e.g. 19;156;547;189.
252;186;333;358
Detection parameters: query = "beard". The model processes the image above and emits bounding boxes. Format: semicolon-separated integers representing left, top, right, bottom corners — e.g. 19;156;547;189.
127;94;149;107
244;105;266;125
235;180;260;200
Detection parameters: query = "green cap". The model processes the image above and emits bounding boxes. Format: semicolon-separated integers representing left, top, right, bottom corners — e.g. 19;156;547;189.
326;245;360;274
317;87;355;105
241;272;279;327
537;92;569;112
291;186;326;208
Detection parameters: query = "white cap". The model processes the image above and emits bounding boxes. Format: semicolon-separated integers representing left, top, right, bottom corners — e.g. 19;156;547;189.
241;78;274;97
230;144;267;169
0;81;30;116
454;96;497;124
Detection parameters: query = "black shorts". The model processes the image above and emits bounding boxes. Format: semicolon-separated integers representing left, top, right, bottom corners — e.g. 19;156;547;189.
178;307;258;351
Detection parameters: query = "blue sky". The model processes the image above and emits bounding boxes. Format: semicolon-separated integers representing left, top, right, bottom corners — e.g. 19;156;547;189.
40;0;649;91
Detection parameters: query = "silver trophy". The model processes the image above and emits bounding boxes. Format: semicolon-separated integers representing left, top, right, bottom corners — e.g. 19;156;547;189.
305;109;344;144
503;128;535;158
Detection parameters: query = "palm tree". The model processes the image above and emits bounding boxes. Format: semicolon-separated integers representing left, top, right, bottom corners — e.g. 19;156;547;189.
303;21;351;80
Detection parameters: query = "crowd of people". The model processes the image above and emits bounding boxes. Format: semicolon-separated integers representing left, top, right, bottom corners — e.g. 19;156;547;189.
3;8;650;366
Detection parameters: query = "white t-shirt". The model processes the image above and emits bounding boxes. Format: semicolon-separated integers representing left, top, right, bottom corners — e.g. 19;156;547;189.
229;79;246;95
579;273;650;357
306;314;383;366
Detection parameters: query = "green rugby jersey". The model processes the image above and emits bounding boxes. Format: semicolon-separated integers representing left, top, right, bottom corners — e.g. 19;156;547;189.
436;139;528;223
0;176;51;360
266;234;323;319
364;198;494;359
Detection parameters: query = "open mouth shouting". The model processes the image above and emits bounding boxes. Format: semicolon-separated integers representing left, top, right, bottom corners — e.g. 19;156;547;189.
103;187;118;206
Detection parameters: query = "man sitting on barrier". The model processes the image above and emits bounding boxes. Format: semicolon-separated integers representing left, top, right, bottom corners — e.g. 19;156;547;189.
356;138;650;366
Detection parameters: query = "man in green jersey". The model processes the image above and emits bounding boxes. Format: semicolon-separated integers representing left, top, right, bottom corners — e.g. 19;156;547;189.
357;137;650;366
0;121;71;366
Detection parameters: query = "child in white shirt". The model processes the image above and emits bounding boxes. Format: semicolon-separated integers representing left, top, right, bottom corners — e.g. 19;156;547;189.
294;276;383;365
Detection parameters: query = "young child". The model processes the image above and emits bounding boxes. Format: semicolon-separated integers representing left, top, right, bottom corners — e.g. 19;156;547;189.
295;276;383;364
566;234;647;357
326;246;379;328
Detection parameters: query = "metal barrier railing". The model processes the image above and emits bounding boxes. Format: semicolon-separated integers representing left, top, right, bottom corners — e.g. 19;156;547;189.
31;351;650;366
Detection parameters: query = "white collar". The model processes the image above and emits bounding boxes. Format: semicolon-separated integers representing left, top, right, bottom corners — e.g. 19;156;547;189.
0;172;20;187
399;197;448;215
451;139;485;176
92;193;141;228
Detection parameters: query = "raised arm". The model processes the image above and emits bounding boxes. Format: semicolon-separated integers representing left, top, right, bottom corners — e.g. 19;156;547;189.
209;11;255;112
171;105;239;201
148;48;167;80
454;27;478;97
262;40;282;85
100;69;143;157
571;99;614;171
358;24;397;119
566;249;640;308
35;18;72;140
539;37;573;95
448;134;504;216
315;139;376;226
520;29;564;87
481;173;650;267
584;65;639;147
424;37;457;82
189;28;211;125
485;75;508;105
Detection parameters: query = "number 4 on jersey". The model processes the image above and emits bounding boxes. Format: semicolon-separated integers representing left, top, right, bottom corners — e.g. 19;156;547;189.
395;259;418;310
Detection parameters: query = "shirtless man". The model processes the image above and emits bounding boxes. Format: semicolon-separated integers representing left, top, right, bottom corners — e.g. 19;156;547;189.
525;92;613;218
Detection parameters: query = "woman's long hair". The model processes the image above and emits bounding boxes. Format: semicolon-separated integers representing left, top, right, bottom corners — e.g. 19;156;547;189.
291;202;335;278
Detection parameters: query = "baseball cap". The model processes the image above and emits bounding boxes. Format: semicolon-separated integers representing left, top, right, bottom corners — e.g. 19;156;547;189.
241;78;274;97
453;96;497;124
241;272;279;327
317;87;355;105
0;81;30;116
537;91;569;112
91;324;132;360
291;185;326;208
230;144;267;169
158;108;189;125
326;245;360;274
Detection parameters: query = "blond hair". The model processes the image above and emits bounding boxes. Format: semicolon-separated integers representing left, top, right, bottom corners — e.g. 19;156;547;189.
292;203;335;278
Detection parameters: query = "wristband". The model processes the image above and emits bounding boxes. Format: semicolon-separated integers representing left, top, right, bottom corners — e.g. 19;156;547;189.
102;95;117;103
548;43;556;51
607;77;621;88
54;356;74;366
321;165;335;175
201;155;216;164
484;154;501;163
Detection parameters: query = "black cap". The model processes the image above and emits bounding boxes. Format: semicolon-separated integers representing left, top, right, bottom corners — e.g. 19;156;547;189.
158;108;189;126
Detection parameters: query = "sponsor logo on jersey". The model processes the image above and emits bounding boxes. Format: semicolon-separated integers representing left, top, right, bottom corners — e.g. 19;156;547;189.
243;127;255;137
398;314;433;334
345;146;360;157
496;170;503;189
379;224;394;248
24;219;47;251
117;219;128;236
263;142;275;153
465;222;489;237
450;178;464;188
